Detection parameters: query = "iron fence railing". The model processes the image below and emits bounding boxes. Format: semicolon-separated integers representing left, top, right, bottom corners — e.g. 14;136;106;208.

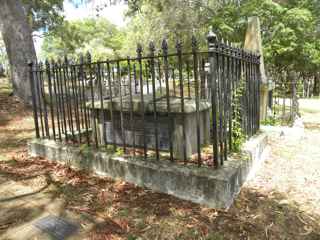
29;31;261;169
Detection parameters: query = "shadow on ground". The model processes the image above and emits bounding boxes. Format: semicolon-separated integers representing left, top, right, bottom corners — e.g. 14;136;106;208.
0;156;319;240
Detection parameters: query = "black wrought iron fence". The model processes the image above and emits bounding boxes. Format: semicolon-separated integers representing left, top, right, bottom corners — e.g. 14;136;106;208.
29;31;261;169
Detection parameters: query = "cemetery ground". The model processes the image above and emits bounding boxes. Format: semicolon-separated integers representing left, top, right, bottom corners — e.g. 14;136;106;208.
0;78;319;240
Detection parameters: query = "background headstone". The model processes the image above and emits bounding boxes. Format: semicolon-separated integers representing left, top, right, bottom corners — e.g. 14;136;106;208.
244;16;269;121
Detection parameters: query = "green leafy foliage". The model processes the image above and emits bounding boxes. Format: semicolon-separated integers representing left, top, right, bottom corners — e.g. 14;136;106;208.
122;0;320;92
121;0;234;55
261;115;280;126
22;0;64;31
231;77;246;152
41;18;124;60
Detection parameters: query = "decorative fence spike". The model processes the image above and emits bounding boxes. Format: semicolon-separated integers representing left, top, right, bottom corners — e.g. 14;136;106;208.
161;39;168;53
64;55;69;65
149;41;155;53
136;43;143;57
45;59;50;69
86;52;92;63
79;54;84;64
191;35;198;51
175;40;182;53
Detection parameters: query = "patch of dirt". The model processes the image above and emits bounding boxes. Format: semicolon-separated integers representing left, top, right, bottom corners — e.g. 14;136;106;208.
0;80;34;161
0;81;320;239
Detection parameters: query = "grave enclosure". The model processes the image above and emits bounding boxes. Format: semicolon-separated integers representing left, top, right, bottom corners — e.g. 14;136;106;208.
28;30;266;208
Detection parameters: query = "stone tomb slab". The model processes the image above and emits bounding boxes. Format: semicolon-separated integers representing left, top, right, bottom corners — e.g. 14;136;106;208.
34;215;79;240
88;95;211;159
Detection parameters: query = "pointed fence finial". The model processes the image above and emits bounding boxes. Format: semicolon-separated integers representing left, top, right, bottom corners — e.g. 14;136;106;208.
241;49;245;59
50;59;56;68
38;61;43;70
79;54;84;64
57;58;62;67
191;35;198;52
225;40;230;54
175;40;182;54
161;39;168;55
136;43;143;58
220;38;225;52
149;41;155;55
64;55;69;65
86;51;91;63
237;48;241;58
45;59;50;68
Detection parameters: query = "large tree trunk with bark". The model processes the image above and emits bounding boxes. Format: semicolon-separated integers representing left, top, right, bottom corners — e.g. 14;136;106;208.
0;0;37;104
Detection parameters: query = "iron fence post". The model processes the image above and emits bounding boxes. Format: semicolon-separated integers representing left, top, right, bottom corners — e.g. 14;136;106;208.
137;43;148;159
176;40;187;163
28;61;40;139
192;36;202;167
207;30;219;168
162;39;174;162
45;59;56;140
149;42;160;161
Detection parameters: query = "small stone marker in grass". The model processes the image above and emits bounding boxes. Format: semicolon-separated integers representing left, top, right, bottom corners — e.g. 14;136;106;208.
34;215;79;240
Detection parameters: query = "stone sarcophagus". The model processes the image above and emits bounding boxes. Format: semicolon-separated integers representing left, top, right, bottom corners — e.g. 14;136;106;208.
88;95;211;159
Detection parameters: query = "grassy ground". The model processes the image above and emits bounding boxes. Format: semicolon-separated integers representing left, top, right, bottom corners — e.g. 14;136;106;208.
0;79;320;239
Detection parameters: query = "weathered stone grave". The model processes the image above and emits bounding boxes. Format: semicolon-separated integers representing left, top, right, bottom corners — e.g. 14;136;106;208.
88;94;211;159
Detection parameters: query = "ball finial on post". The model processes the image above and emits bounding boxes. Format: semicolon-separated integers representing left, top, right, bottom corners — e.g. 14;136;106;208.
207;28;218;51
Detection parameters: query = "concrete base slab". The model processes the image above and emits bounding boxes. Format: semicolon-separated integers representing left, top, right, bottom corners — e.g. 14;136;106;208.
28;133;268;209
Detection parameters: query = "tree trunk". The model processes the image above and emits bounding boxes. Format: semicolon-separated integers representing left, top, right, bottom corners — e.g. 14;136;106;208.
313;73;320;97
307;78;311;98
302;74;306;98
287;71;299;120
0;0;37;104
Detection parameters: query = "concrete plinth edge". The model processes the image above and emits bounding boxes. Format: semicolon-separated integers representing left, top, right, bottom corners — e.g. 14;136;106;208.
28;133;268;209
